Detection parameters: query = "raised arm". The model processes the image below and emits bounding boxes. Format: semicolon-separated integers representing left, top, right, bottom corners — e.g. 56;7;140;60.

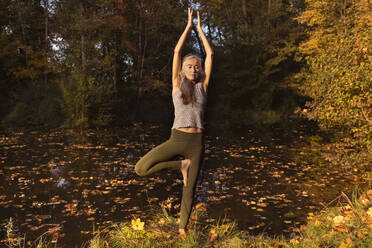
172;8;193;93
196;11;213;93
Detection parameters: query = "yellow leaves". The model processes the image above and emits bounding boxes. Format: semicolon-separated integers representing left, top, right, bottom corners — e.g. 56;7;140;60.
307;212;314;220
208;228;218;243
333;215;349;232
190;214;198;222
195;202;206;211
367;207;372;227
367;207;372;217
157;218;165;225
267;242;282;248
356;232;364;238
314;220;321;226
338;238;353;248
289;238;299;244
130;218;144;231
333;215;345;226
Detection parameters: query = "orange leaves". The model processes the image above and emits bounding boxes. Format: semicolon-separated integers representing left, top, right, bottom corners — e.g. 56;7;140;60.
33;215;51;223
268;242;283;248
195;202;207;211
208;228;218;243
337;238;353;248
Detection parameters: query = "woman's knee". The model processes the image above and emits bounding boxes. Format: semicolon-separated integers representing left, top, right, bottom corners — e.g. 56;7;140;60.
134;162;146;176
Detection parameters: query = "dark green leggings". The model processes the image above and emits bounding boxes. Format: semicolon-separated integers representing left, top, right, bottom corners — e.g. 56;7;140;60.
135;128;204;229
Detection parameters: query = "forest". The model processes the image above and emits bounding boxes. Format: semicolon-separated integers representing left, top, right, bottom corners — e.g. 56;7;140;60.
0;0;371;247
0;0;370;144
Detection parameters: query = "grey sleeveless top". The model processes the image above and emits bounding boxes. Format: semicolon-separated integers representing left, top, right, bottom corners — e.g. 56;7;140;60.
172;83;207;129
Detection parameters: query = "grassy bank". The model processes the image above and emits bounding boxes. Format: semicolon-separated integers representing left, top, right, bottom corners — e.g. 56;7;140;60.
3;188;371;247
86;189;372;248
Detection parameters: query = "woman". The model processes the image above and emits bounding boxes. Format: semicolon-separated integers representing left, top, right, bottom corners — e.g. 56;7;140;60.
135;8;213;238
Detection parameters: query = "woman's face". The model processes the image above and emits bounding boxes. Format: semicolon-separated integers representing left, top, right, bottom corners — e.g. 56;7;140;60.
182;58;201;82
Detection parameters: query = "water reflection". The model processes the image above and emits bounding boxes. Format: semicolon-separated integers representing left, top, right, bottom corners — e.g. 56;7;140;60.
0;126;367;247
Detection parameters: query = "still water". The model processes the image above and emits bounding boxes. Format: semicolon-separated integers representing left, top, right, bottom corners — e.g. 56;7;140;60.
0;124;365;247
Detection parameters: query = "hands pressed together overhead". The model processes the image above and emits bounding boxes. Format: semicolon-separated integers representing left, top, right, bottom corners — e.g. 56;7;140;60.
172;7;213;94
187;8;203;31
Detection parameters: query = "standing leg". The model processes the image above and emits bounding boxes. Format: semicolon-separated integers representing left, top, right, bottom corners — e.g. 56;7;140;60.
179;147;203;230
135;139;184;177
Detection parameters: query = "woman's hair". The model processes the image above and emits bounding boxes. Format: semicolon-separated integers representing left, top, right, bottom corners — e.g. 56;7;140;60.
179;54;206;105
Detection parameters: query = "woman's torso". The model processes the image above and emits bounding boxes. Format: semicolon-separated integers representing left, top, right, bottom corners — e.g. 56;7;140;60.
172;83;207;133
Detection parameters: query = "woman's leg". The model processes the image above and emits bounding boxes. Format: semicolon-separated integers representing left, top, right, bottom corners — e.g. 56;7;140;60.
179;147;203;230
135;139;183;177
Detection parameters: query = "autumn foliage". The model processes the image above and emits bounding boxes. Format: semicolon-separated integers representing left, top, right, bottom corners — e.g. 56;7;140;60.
295;0;371;148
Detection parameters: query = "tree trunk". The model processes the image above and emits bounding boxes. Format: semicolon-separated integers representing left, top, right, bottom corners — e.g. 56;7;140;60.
267;0;272;31
241;0;249;34
268;0;271;14
44;0;49;84
80;3;87;74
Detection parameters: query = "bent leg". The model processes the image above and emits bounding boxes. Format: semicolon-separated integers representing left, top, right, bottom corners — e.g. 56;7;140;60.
179;148;203;229
135;139;183;177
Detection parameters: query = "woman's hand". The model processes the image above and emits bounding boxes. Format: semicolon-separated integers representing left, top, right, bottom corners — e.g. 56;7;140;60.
187;8;193;27
196;11;202;31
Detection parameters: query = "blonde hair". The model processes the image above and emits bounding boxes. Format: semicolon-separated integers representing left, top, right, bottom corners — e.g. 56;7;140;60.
178;54;205;105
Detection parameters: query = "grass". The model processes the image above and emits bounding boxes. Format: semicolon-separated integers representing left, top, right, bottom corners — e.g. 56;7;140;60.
2;188;372;247
87;202;246;248
86;188;372;248
2;217;58;248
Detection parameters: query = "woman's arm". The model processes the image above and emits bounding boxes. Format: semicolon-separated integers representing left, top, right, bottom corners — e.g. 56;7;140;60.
196;11;213;93
172;8;193;93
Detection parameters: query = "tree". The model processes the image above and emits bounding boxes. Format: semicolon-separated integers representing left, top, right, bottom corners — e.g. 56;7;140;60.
0;0;61;126
296;0;371;147
191;0;306;126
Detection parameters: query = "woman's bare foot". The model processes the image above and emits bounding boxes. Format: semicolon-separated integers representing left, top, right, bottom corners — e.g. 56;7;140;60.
178;228;187;239
181;159;191;186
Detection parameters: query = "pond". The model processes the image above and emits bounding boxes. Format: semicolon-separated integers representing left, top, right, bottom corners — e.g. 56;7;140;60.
0;123;367;247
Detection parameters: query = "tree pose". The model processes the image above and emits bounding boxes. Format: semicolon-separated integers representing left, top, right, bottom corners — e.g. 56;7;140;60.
135;8;213;238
